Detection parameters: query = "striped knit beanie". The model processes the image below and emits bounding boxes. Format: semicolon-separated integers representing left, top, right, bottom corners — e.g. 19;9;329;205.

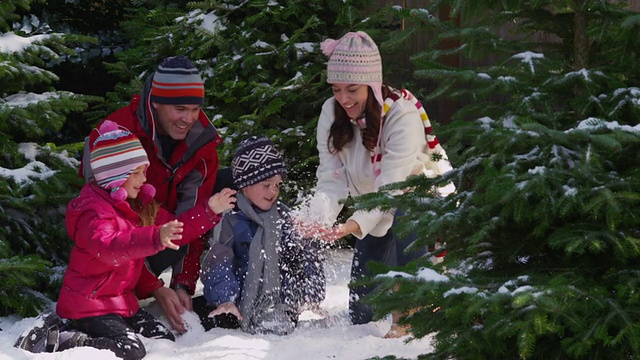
89;120;151;200
150;55;204;105
321;31;384;109
232;136;287;189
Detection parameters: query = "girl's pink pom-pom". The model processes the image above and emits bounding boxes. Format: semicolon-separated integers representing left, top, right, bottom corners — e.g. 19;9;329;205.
98;120;119;133
110;187;128;201
138;184;156;205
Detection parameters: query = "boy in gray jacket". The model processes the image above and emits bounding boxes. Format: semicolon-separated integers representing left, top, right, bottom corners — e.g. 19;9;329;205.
199;136;325;335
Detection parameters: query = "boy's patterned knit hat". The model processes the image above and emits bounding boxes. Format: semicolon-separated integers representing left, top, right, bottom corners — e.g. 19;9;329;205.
232;135;287;189
89;120;154;201
321;31;384;109
150;55;205;105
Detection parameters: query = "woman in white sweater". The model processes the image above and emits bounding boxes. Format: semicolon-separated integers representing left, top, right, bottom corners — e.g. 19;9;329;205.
305;31;453;336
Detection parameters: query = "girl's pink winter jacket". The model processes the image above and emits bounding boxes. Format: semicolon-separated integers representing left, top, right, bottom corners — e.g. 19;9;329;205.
56;183;219;319
56;183;220;319
57;183;163;319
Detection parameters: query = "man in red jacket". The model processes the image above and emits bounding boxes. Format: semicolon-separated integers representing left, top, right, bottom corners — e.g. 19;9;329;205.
81;55;227;333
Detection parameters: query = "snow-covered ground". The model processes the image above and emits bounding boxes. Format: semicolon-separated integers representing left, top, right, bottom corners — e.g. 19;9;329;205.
0;249;435;360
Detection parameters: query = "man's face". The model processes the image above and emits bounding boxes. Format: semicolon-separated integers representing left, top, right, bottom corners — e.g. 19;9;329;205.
152;102;201;140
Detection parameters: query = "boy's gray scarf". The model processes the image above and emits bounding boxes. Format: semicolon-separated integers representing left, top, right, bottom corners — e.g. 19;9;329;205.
236;192;282;332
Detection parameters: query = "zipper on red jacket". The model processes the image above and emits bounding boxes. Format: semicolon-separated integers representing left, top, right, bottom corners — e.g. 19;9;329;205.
164;158;187;205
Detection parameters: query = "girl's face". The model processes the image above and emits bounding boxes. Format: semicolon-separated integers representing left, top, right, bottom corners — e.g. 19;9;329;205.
242;174;283;211
332;83;369;120
122;165;148;199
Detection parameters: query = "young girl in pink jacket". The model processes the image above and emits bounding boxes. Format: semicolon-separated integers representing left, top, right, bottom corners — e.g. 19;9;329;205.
15;121;236;359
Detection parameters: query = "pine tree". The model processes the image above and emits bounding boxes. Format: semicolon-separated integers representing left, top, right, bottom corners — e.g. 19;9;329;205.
101;0;389;203
362;1;640;359
0;0;96;316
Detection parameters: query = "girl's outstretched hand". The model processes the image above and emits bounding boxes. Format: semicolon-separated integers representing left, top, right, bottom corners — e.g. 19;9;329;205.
160;220;183;250
208;188;237;215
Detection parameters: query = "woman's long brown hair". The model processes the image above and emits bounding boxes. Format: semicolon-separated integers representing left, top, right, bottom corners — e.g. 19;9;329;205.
328;84;391;153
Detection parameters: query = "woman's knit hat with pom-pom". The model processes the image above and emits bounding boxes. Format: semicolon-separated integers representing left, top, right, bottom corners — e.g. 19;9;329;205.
89;120;152;200
321;31;383;109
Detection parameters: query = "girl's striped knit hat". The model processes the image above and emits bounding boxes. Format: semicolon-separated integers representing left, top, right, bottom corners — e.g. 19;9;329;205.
89;120;152;200
321;31;384;109
150;55;204;105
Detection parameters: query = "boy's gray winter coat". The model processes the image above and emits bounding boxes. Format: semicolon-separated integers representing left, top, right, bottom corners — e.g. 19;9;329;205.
200;192;325;335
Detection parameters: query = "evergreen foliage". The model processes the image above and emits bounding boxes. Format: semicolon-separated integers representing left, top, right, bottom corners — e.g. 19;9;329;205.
4;1;640;357
0;0;96;316
23;0;132;142
362;1;640;359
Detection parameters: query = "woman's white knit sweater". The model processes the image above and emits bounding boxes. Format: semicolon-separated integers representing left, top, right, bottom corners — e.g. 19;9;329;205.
313;96;431;239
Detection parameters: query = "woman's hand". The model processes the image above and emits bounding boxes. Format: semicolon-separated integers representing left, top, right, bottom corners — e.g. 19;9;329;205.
296;221;334;239
159;220;183;250
331;220;361;240
208;302;243;320
208;188;237;215
296;219;361;242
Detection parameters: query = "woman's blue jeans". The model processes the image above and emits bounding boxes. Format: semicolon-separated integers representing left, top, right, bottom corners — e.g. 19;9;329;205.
348;211;426;325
